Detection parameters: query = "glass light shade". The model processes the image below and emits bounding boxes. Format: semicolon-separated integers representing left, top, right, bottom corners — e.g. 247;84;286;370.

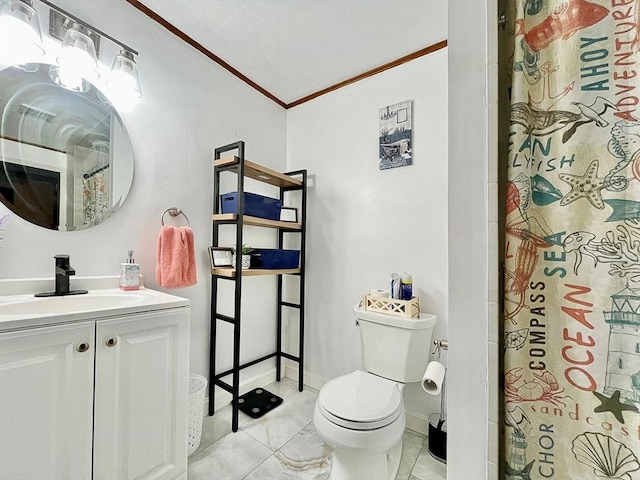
109;50;142;98
0;0;44;66
48;64;90;93
56;24;99;87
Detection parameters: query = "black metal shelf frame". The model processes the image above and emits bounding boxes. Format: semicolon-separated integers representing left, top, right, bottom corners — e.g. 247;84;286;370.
208;141;307;432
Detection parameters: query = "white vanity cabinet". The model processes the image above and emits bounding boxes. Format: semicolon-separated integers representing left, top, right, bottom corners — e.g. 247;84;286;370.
93;309;189;480
0;305;190;480
0;322;96;480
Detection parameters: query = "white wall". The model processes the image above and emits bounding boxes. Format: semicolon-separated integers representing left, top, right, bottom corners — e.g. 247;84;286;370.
448;1;498;479
286;50;449;429
0;0;287;384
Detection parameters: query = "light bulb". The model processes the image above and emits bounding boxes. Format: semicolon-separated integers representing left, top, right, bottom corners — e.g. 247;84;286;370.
0;0;44;67
57;23;99;84
109;50;142;98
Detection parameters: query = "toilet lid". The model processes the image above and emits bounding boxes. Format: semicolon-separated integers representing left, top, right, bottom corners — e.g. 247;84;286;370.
318;371;402;430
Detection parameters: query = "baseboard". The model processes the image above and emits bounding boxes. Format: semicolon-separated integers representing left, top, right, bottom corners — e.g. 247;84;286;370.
284;362;327;391
406;412;429;436
203;368;278;415
284;362;430;436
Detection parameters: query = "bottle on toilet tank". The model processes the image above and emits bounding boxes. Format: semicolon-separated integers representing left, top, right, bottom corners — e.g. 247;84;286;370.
401;272;412;300
390;273;400;299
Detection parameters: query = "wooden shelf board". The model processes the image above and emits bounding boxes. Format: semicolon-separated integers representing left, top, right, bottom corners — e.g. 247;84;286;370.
212;267;301;277
212;213;301;230
214;156;303;188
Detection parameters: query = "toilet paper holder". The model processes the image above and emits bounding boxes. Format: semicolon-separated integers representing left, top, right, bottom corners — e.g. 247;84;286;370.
432;339;448;359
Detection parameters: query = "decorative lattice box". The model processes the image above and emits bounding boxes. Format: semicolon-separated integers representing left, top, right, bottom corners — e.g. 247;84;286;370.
361;294;421;318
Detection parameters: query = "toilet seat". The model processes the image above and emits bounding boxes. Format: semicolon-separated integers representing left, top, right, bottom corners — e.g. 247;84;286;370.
318;370;402;431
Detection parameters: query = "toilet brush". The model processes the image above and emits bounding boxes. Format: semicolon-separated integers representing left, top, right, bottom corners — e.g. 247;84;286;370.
438;377;446;428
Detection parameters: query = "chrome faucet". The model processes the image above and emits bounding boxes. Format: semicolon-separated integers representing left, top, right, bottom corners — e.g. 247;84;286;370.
35;255;88;297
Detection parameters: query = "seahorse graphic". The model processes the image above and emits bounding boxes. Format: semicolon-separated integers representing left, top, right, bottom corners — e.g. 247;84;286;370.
606;119;640;191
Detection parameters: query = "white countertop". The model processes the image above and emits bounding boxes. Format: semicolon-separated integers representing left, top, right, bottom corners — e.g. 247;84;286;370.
0;277;190;332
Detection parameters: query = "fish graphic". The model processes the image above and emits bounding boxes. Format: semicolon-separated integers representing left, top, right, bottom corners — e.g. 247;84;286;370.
510;101;581;137
524;0;609;52
603;199;640;222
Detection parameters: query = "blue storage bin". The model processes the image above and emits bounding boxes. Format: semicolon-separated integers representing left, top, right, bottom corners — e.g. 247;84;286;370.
220;192;281;221
251;249;300;269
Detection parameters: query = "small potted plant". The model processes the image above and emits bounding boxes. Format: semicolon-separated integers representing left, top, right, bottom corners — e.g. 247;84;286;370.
232;244;253;269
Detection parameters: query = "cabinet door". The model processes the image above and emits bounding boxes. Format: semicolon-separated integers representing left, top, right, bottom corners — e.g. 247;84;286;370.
0;322;95;480
93;308;190;480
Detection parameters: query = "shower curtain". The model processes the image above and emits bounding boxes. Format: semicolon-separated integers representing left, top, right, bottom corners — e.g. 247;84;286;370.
504;1;640;478
82;168;110;227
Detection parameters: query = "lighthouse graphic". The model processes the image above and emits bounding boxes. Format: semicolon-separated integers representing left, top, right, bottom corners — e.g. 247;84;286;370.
603;284;640;404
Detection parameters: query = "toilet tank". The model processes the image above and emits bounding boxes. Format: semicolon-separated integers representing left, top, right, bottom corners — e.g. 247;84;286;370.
354;305;437;383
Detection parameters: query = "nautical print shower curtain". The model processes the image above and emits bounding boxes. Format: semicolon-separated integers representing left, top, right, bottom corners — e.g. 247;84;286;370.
504;1;640;478
82;168;110;227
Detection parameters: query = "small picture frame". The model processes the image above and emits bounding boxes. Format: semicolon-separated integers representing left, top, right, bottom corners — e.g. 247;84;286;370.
208;246;233;268
280;206;298;223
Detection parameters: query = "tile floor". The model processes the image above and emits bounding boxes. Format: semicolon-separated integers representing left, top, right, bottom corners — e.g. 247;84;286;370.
188;378;447;480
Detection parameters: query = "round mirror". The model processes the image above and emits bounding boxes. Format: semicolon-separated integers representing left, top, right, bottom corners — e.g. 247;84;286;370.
0;63;134;231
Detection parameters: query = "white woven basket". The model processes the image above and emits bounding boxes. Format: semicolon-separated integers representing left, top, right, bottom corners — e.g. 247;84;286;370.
187;374;207;456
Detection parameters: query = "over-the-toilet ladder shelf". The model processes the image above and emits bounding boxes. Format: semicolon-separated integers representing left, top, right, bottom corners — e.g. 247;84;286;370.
208;140;307;432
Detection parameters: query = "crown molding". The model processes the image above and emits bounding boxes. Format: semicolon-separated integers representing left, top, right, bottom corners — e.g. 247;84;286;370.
126;1;447;109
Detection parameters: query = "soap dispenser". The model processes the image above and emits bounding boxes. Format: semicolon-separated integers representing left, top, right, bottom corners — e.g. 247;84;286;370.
119;250;140;291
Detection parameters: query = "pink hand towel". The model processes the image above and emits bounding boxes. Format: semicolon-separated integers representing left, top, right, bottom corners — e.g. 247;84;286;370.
156;225;197;288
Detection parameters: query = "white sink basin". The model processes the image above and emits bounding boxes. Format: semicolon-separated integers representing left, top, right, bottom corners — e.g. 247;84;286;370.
0;292;147;316
0;287;190;331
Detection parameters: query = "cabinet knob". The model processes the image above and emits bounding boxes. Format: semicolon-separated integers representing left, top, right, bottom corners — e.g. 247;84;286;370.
76;342;90;353
105;337;118;348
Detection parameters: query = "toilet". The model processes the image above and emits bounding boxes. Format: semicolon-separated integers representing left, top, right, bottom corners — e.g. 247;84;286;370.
313;305;437;480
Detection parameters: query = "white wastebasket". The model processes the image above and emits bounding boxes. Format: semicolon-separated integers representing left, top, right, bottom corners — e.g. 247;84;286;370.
187;374;207;456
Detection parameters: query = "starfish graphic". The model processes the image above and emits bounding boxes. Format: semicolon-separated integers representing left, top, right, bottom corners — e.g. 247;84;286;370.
558;159;606;209
592;390;639;423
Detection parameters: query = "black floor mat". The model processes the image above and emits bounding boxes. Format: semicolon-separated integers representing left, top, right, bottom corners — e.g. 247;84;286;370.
235;388;283;418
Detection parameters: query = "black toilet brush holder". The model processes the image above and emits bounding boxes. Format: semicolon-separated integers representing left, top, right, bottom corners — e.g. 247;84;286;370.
428;360;447;463
428;413;447;463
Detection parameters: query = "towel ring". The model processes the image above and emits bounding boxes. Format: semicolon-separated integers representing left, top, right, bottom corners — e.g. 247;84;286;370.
161;207;191;227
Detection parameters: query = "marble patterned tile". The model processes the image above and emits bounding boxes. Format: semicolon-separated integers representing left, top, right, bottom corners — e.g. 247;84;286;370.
244;454;330;480
279;422;332;464
193;402;255;455
193;379;316;456
410;442;447;480
242;389;319;450
244;423;331;480
188;430;273;480
190;379;446;480
396;429;426;480
264;377;309;399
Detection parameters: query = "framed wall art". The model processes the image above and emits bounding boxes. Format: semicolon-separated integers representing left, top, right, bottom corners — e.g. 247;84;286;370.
379;99;413;170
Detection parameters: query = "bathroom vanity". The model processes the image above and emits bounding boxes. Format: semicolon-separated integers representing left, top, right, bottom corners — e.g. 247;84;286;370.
0;282;190;480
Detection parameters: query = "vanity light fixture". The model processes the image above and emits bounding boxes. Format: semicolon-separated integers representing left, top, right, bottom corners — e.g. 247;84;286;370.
56;22;99;84
40;0;143;100
0;0;45;66
109;49;142;98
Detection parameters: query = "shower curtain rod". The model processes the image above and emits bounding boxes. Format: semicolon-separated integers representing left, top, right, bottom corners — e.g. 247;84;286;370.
83;164;109;179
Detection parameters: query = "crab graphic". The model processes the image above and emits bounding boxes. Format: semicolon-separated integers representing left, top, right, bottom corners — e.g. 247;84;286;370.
505;367;568;406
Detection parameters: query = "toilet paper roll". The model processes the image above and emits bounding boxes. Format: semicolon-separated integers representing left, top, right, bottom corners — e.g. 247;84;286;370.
422;361;446;395
369;289;389;298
